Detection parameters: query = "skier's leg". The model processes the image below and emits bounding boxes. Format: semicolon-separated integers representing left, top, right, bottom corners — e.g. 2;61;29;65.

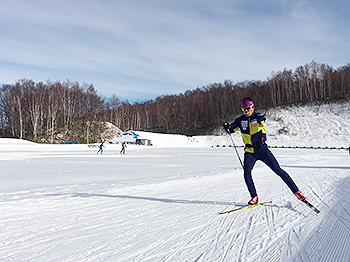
243;152;258;197
259;147;299;193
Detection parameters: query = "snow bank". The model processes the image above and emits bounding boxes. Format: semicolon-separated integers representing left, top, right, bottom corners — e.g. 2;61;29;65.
0;138;37;145
136;131;204;147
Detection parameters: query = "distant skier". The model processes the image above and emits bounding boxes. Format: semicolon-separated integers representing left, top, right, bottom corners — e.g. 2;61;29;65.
120;141;127;154
348;146;350;155
97;142;104;154
224;97;306;205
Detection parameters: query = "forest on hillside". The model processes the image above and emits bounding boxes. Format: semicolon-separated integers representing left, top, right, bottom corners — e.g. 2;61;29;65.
1;61;350;142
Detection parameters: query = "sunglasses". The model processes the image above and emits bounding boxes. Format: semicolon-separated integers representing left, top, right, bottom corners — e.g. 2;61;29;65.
241;104;254;111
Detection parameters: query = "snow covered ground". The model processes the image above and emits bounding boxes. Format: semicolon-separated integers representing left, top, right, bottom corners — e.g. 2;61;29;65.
1;102;350;261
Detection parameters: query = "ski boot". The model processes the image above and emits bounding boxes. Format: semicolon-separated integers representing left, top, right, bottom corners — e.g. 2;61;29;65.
295;191;306;200
248;196;258;205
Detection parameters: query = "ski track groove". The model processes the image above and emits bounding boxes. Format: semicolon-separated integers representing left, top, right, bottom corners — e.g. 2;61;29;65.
208;213;235;261
236;211;255;262
159;212;219;262
159;182;336;262
254;206;276;262
291;174;350;262
217;213;241;262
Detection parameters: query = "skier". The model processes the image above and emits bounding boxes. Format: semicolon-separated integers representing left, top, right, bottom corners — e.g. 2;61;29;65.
224;97;306;205
120;141;127;154
97;142;104;154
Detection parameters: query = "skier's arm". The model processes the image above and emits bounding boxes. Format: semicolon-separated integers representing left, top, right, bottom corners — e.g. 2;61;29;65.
223;119;240;134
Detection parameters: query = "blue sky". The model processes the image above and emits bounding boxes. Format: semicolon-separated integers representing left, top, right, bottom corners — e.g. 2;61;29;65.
0;0;349;102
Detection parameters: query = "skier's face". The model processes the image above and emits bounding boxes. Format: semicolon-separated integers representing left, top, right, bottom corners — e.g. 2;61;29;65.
242;105;254;117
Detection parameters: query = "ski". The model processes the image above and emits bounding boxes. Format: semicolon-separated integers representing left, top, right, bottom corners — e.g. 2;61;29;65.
219;201;272;214
301;199;320;213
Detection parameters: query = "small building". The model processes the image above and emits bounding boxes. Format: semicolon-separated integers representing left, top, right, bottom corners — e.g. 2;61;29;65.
136;138;152;146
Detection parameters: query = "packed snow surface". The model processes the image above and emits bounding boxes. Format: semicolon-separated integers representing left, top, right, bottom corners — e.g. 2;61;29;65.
1;102;350;261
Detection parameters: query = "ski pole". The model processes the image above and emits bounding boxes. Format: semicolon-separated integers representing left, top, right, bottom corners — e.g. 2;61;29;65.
228;133;244;169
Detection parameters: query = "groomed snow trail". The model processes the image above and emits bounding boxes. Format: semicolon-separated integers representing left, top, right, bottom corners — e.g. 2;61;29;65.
0;142;349;261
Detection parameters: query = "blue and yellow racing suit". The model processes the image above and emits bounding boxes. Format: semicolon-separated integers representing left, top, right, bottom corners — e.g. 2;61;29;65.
228;112;299;198
228;112;266;153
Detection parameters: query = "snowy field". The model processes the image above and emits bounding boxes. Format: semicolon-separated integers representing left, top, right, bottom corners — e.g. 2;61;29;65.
1;140;349;261
1;102;350;262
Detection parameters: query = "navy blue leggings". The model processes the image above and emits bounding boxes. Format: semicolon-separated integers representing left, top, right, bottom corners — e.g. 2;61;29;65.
243;145;299;197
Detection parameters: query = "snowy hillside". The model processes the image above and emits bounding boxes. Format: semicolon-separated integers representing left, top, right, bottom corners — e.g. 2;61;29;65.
265;101;350;148
134;101;350;149
1;102;349;262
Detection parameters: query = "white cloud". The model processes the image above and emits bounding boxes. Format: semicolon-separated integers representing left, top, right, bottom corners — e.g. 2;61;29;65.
0;0;349;101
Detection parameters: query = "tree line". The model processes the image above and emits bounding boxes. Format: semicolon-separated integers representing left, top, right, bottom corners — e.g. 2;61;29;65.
0;80;105;142
1;61;349;142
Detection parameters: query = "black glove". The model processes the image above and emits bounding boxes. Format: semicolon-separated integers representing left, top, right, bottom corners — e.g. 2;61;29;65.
223;122;230;134
257;113;266;124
